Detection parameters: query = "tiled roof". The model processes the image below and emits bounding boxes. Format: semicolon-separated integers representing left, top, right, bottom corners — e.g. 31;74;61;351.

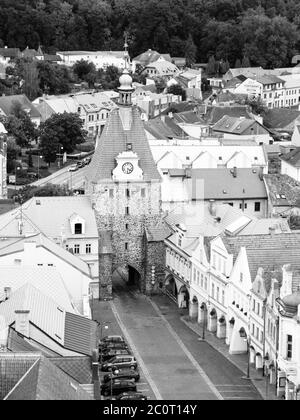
222;232;300;280
0;196;98;240
7;328;37;353
86;106;161;182
160;101;205;115
204;106;252;125
0;200;15;216
0;95;41;119
0;48;21;58
0;266;76;314
145;60;179;75
144;117;186;139
133;50;171;66
263;108;300;129
145;223;171;242
280;147;300;168
64;312;97;356
213;115;258;135
2;353;92;400
168;168;267;200
255;74;284;85
50;356;92;384
264;174;300;207
173;111;205;125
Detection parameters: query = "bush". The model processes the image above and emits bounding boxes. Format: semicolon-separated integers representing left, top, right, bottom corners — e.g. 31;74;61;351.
76;142;95;152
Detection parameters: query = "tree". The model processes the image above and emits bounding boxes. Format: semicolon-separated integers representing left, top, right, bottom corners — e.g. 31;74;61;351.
73;59;96;81
155;78;167;94
6;137;21;173
246;96;268;115
167;84;187;101
185;34;197;67
235;58;242;68
206;56;217;76
28;152;33;168
39;112;86;164
14;59;40;101
37;61;72;95
242;55;251;67
14;183;73;204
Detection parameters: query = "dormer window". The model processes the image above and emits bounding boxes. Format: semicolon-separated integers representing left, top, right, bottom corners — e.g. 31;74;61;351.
74;223;82;234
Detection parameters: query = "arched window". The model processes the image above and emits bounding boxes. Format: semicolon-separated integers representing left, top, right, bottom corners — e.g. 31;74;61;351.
74;223;82;234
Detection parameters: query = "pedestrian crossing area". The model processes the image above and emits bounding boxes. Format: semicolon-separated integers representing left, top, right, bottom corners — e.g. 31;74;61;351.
215;384;263;400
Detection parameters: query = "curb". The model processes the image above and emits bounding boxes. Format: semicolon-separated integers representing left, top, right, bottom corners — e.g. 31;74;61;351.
180;316;270;401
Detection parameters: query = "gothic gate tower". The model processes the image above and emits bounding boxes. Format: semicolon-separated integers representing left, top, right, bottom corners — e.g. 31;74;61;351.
85;44;162;300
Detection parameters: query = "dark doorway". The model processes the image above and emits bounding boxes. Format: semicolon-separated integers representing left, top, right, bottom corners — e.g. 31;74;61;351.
112;265;141;295
128;265;140;286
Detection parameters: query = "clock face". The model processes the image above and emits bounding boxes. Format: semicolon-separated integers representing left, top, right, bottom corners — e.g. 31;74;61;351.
122;162;134;174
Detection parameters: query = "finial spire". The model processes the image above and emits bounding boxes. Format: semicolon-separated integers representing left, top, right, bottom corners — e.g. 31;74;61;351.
123;31;130;71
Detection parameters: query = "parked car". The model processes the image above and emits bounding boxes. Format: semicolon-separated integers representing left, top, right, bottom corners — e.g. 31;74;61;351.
101;379;137;397
68;164;79;172
99;335;126;346
83;157;91;165
101;355;138;372
101;348;131;362
76;161;85;169
100;342;129;351
103;369;140;383
116;392;148;400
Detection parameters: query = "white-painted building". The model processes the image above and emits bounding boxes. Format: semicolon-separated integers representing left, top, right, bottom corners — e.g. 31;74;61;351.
56;50;134;71
0;233;92;317
132;91;181;118
0;124;7;199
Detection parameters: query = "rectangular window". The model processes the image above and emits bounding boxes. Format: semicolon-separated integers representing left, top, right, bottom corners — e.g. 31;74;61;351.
141;188;146;197
222;290;225;305
109;189;114;198
216;286;219;302
201;274;204;288
86;244;91;254
212;283;215;299
256;327;259;339
252;323;255;335
252;298;256;311
197;271;200;285
287;335;293;360
125;206;129;215
257;302;260;315
260;331;264;343
126;188;130;198
126;143;132;151
74;244;80;254
204;277;208;290
254;202;261;212
125;223;129;230
125;242;128;250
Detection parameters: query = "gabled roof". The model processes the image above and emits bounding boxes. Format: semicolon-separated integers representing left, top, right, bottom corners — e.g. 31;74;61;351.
212;115;263;135
264;174;300;207
145;223;171;242
204;105;252;125
1;353;92;400
263;108;300;130
0;196;98;240
50;356;92;384
0;48;21;58
168;168;267;200
144;117;186;139
145;60;178;74
255;74;284;85
0;95;41;119
280;147;300;168
86;106;161;182
222;232;300;280
133;49;172;66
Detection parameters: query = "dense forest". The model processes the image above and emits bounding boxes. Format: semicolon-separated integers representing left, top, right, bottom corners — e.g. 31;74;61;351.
1;0;300;68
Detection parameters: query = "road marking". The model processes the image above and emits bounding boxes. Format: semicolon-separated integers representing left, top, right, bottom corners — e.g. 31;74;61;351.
110;301;163;400
216;384;254;387
148;298;223;400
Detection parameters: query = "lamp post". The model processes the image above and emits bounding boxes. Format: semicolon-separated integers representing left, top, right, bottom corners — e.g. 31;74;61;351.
58;146;63;167
37;155;43;180
99;324;109;367
200;303;206;340
15;164;21;193
264;354;270;400
110;369;119;398
239;327;251;379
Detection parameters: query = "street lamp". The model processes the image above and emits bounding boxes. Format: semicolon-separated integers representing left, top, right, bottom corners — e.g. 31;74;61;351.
239;327;251;379
58;146;63;167
99;324;109;367
110;369;119;398
37;155;43;180
264;353;270;400
15;164;21;193
200;303;206;340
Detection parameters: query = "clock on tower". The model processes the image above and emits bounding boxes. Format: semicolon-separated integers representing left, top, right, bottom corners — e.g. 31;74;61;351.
112;151;143;181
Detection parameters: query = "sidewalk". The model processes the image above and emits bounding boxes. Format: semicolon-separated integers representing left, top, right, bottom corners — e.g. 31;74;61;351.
181;315;280;400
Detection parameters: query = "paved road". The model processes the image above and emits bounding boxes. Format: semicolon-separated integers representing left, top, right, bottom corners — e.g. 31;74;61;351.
31;164;88;189
92;272;262;400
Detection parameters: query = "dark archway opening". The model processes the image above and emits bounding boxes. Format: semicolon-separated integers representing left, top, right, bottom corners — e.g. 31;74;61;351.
112;264;141;295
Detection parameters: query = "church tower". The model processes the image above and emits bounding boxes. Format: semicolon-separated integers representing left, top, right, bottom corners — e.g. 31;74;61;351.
85;43;163;300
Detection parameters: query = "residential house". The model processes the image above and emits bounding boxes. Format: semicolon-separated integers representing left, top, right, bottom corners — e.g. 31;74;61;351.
276;271;300;400
34;92;116;139
0;353;92;400
0;196;99;281
161;167;268;217
256;75;285;109
168;68;202;100
0;233;93;316
0;271;98;357
212;115;273;145
143;59;179;79
0;94;41;126
263;108;300;133
171;57;186;69
280;74;300;107
0;124;7;199
150;139;268;175
132;91;181;119
0;47;21;64
280;148;300;182
132;49;172;69
207;77;224;92
264;174;300;217
56;50;132;71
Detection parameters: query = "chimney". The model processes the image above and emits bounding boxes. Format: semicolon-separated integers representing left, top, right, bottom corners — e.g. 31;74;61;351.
280;264;293;299
269;226;275;237
4;287;11;300
209;199;216;217
15;310;30;338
